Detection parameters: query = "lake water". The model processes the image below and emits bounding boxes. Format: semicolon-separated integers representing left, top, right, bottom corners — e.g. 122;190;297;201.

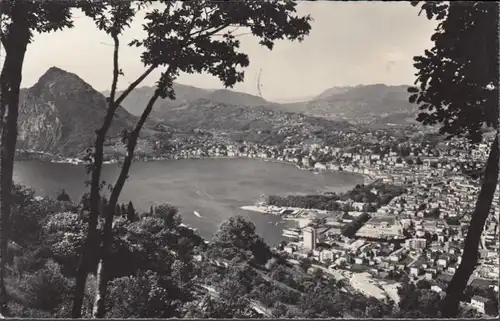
13;158;363;245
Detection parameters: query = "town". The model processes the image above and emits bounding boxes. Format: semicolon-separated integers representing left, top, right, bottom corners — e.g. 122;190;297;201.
235;133;499;316
99;126;497;316
27;124;497;316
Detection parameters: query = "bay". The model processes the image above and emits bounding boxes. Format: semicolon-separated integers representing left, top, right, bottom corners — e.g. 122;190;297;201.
13;158;363;245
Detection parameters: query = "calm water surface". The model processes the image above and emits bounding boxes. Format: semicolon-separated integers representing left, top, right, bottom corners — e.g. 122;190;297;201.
13;158;363;245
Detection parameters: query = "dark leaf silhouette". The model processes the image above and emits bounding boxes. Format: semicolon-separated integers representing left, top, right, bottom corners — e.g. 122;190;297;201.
409;1;499;317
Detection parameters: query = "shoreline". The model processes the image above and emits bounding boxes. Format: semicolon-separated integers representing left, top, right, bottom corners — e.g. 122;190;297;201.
18;154;372;184
201;156;374;185
240;205;269;214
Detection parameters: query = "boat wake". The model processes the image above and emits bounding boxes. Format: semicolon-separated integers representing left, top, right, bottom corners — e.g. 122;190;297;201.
194;185;214;200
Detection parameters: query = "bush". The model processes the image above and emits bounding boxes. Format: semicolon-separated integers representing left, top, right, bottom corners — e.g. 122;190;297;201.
106;270;179;318
8;302;52;318
10;248;49;280
43;212;88;274
19;260;73;313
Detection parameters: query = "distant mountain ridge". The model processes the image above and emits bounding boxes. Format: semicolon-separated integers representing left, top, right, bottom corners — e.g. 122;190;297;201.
279;84;419;125
17;67;137;156
17;67;351;157
112;84;271;116
114;83;418;126
16;67;418;158
313;86;353;100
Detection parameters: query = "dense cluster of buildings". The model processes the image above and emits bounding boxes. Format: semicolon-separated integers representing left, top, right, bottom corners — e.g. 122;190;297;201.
134;132;497;314
261;135;498;315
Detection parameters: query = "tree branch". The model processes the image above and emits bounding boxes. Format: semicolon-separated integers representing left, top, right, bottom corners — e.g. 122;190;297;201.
114;64;156;107
188;22;233;40
108;89;161;207
108;33;120;105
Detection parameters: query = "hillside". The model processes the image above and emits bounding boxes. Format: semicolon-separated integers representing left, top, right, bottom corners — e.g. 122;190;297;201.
205;89;268;107
17;67;138;156
15;68;363;158
153;98;354;145
278;84;420;125
109;83;213;116
116;83;420;127
313;86;352;100
17;68;417;158
113;84;271;116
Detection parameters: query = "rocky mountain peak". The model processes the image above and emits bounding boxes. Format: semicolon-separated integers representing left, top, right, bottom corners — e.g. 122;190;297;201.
29;66;95;99
17;67;136;156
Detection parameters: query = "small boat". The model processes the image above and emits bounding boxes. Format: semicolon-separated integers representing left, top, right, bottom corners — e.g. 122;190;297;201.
193;211;202;218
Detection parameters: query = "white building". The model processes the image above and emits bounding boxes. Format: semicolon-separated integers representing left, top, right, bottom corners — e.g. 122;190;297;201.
303;227;317;251
470;295;489;314
405;238;427;249
320;249;334;262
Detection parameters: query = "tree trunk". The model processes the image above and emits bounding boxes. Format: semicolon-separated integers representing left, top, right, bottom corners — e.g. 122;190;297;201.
92;91;160;318
72;43;121;314
80;32;155;317
72;34;124;318
441;134;499;317
71;128;107;318
0;14;30;315
92;139;136;318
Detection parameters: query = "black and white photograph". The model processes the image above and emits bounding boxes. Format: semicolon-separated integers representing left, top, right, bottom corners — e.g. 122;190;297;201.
0;0;498;319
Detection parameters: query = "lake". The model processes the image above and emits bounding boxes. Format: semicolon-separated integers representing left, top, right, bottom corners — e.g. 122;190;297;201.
13;158;363;245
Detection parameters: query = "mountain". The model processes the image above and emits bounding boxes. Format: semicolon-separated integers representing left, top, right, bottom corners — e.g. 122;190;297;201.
113;85;270;116
271;95;317;104
116;83;419;127
17;67;137;156
205;89;268;107
278;84;420;125
313;86;352;100
152;98;353;145
107;83;212;116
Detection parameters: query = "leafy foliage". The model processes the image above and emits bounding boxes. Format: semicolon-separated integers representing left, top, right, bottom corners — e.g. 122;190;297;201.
10;185;75;248
410;2;499;318
19;260;73;315
408;1;498;143
208;216;272;265
3;191;416;319
267;182;405;211
341;212;371;238
395;281;443;318
106;270;180;318
0;1;74;42
130;0;310;94
56;189;71;202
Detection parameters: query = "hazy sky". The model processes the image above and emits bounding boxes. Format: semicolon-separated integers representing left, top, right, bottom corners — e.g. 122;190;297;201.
18;1;437;102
